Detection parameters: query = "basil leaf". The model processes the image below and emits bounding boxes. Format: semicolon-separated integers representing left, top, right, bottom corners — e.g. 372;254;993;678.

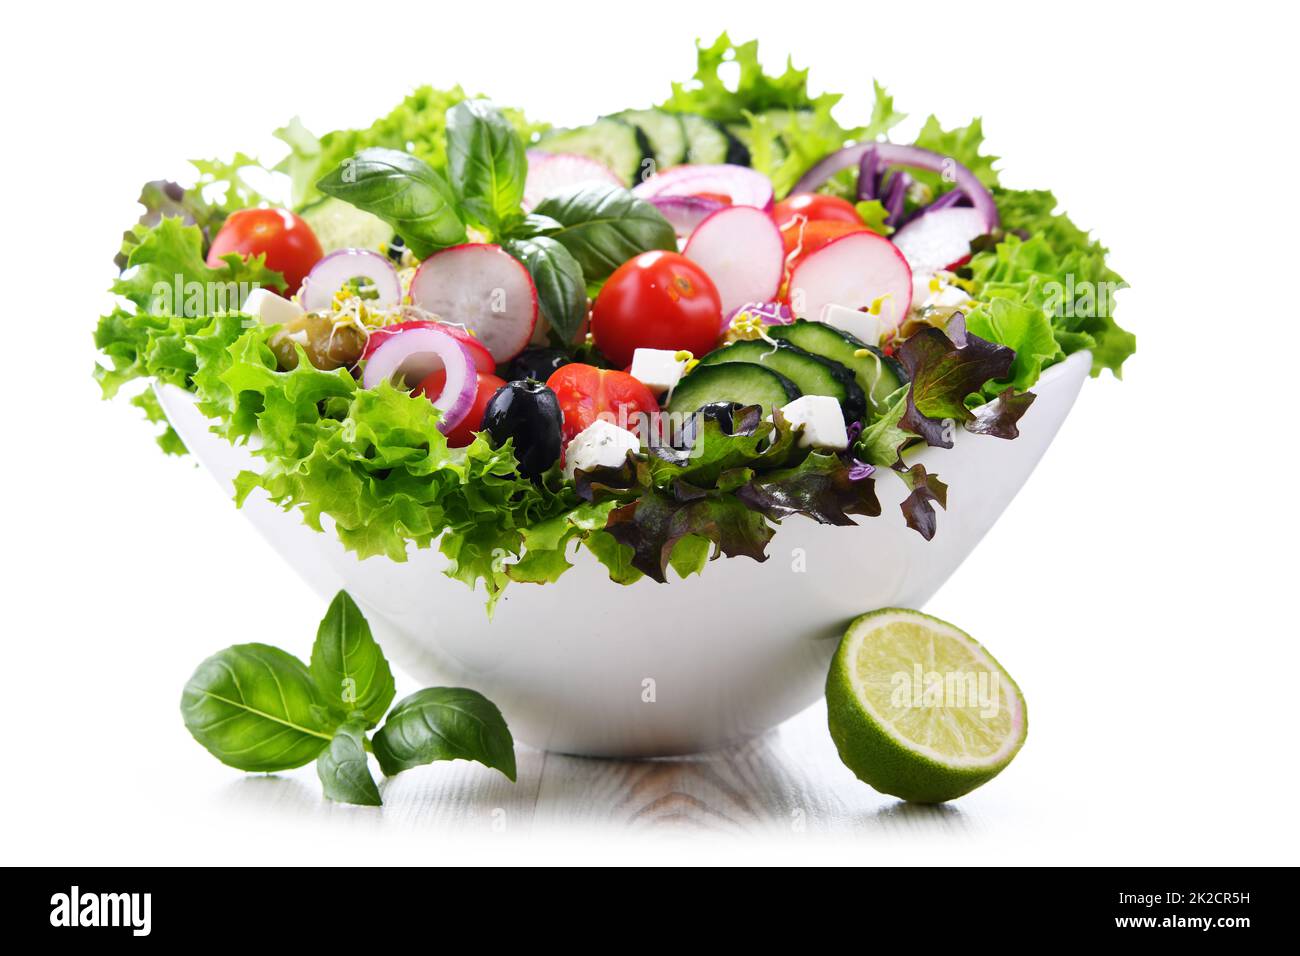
532;183;676;280
316;720;382;806
508;213;561;237
180;644;335;772
504;237;587;346
309;590;396;728
316;147;466;258
373;687;517;781
446;100;527;235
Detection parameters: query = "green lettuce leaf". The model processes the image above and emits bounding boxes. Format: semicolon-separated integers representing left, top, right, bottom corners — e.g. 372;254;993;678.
658;34;901;199
659;33;838;122
112;216;284;310
966;188;1135;378
911;116;1000;195
274;87;546;210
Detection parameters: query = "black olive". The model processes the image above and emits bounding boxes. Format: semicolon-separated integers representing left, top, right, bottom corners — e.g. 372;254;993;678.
671;401;747;456
507;348;571;383
697;401;746;435
386;235;406;263
483;380;563;479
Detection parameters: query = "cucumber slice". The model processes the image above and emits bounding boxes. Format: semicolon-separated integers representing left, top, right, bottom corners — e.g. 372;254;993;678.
300;197;394;254
721;125;752;166
667;363;800;418
696;339;866;423
726;121;782;167
679;114;730;165
768;320;907;414
537;119;652;185
610;110;687;170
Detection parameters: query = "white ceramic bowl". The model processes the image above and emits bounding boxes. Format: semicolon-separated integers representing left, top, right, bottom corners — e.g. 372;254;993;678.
157;350;1090;757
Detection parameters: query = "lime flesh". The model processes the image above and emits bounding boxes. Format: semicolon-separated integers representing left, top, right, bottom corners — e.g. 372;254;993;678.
826;608;1027;803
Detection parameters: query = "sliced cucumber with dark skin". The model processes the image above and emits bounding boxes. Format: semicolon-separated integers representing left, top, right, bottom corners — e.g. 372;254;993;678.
610;110;687;170
695;339;867;423
726;121;784;168
667;363;800;418
721;124;752;166
536;119;652;185
767;320;907;415
679;114;730;165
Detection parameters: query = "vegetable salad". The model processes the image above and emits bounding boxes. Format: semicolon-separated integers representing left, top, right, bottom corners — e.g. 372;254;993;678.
95;34;1133;610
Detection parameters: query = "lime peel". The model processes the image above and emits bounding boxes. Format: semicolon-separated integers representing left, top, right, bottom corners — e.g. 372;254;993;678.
826;608;1027;803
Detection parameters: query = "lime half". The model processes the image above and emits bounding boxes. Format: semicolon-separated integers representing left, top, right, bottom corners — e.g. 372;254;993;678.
826;608;1027;803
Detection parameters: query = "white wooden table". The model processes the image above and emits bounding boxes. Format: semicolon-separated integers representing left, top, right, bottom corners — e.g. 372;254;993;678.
215;701;978;841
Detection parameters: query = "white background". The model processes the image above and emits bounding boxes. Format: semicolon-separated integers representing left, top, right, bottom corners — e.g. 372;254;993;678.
3;0;1296;865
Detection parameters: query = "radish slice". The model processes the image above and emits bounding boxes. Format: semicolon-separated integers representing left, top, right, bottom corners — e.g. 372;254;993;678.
647;195;725;238
524;151;622;211
299;249;401;312
787;231;913;331
363;320;495;373
684;206;784;317
361;326;477;433
891;207;990;274
408;244;538;363
633;164;774;211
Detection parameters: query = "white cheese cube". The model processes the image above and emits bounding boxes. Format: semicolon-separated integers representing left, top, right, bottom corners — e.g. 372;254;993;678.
780;395;849;450
819;303;882;347
629;348;688;393
930;283;972;309
563;419;642;479
910;271;971;312
911;271;936;310
242;287;305;326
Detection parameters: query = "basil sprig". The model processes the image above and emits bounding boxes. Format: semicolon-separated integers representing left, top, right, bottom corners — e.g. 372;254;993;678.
317;100;675;349
503;235;587;345
316;148;466;258
532;183;676;281
446;99;527;235
181;591;516;806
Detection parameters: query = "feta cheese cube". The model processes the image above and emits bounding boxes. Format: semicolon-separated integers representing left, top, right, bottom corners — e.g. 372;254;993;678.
909;270;941;308
910;271;971;313
819;303;882;347
563;419;642;479
242;287;305;326
629;348;689;393
779;395;849;450
930;282;972;309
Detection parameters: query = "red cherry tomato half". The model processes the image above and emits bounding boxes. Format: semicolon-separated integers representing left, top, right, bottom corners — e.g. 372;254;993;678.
416;371;507;447
545;363;659;446
693;192;733;206
772;193;864;229
591;251;722;369
206;208;324;295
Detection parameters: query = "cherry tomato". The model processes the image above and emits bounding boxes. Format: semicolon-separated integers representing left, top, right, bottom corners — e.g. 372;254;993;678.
772;193;864;228
207;208;323;295
693;192;733;206
416;371;507;448
591;251;722;368
545;364;660;446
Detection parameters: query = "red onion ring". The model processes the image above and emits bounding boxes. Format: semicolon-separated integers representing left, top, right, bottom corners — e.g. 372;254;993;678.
360;326;477;433
792;143;998;231
299;249;402;312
